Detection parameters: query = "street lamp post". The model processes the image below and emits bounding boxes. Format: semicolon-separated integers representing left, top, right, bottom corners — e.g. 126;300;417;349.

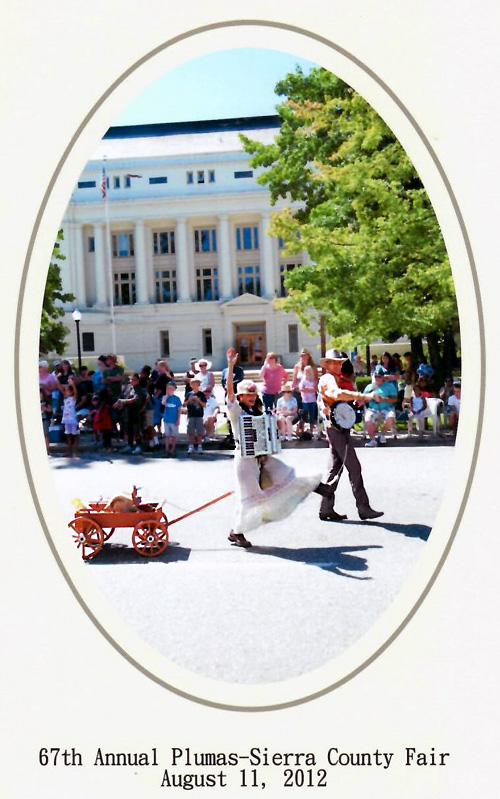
72;309;82;371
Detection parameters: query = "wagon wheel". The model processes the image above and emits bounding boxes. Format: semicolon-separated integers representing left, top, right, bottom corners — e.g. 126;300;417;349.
131;520;169;557
68;518;104;560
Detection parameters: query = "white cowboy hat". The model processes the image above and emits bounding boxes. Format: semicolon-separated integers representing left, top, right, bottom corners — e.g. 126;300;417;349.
319;348;348;367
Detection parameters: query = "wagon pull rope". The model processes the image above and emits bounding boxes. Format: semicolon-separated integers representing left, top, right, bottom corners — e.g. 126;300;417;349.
168;491;234;526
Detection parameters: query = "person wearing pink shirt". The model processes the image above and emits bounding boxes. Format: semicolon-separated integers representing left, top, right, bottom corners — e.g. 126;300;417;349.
258;352;288;411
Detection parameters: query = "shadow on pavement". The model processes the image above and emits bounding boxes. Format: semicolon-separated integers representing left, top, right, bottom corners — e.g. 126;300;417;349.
87;541;192;565
341;519;431;541
51;450;234;467
248;544;382;579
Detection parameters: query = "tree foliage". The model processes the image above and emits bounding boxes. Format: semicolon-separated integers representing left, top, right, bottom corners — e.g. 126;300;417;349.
40;230;75;356
241;67;459;376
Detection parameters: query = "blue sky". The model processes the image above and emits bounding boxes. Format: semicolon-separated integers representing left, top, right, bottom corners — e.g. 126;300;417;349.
113;48;318;126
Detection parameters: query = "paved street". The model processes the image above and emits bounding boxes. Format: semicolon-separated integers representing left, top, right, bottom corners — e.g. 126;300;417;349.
50;441;454;683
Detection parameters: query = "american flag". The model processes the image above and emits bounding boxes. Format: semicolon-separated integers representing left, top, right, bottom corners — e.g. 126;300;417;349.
100;166;107;200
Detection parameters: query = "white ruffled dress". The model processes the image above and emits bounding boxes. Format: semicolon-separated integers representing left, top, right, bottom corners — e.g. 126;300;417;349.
227;399;320;534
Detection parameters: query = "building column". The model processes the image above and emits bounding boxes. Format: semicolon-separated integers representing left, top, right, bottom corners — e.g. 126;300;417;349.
175;217;191;302
145;227;155;300
134;220;150;304
73;223;87;308
217;214;233;300
58;224;75;307
260;213;276;299
93;223;108;307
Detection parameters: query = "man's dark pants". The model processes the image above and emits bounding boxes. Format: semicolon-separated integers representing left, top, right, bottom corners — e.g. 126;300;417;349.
320;426;370;515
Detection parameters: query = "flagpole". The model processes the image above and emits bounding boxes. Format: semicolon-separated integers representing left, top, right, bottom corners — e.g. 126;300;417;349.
102;156;116;354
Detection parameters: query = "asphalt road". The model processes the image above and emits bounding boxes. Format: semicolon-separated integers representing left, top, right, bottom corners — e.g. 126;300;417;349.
50;442;454;684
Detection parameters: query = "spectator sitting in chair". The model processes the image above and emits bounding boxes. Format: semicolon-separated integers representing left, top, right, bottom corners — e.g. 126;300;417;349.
353;354;367;375
439;376;455;405
277;383;298;441
447;380;461;436
369;355;380;376
203;387;220;442
363;365;398;447
407;383;428;437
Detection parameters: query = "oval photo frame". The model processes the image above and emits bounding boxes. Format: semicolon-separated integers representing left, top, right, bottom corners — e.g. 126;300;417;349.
15;20;484;711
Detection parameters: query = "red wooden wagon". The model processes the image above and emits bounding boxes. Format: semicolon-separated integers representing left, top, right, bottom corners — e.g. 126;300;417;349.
68;486;232;560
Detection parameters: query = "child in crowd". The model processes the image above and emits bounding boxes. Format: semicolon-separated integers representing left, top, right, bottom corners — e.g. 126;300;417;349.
162;381;182;456
184;377;206;454
298;365;318;438
407;383;428;436
276;383;298;441
40;388;52;454
93;388;114;451
61;382;79;457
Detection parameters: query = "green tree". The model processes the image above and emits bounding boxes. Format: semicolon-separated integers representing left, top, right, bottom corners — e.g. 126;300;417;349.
241;67;459;380
40;230;75;356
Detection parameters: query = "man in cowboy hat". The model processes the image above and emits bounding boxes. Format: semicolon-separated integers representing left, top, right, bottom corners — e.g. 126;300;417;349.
318;348;384;521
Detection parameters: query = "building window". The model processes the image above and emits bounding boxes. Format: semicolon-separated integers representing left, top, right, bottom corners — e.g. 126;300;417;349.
82;332;95;352
88;236;95;253
124;176;131;188
208;170;215;183
186;171;194;184
155;269;177;303
288;324;299;353
196;267;219;301
236;226;259;251
202;328;213;357
280;262;297;296
78;181;96;189
112;233;134;257
149;176;168;184
160;331;170;358
194;228;217;253
153;231;175;255
113;176;120;189
237;265;261;296
197;170;205;184
234;170;253;179
114;272;136;305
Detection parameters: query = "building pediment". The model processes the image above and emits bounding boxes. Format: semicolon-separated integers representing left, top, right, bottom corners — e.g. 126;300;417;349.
221;293;271;308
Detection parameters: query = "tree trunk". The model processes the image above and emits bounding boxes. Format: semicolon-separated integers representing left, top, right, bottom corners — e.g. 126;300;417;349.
426;331;443;388
410;335;425;362
442;330;458;376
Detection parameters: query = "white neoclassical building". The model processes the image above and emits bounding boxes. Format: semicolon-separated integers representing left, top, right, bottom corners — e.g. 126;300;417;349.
58;116;321;371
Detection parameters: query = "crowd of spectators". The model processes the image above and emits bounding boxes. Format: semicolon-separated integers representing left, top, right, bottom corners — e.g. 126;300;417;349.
39;346;460;457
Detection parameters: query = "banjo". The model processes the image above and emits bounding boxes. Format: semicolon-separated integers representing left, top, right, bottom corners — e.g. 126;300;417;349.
330;401;358;430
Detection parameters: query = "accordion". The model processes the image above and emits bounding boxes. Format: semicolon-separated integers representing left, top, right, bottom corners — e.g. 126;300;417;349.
239;414;281;457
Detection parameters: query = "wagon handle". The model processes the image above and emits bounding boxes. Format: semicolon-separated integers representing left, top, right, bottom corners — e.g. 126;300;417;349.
168;491;233;526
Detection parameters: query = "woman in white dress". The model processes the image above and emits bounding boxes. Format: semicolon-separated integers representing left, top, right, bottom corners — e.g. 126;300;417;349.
225;350;333;548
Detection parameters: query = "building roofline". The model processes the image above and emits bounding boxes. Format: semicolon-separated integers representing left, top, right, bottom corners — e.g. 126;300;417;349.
104;115;282;140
